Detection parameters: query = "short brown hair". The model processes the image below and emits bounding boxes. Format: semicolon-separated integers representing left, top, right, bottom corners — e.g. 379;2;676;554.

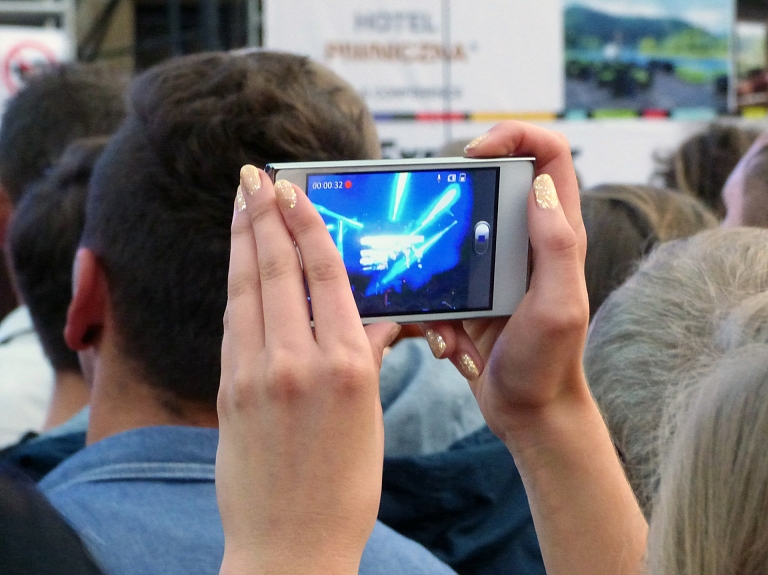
0;63;127;204
81;51;379;405
654;123;760;218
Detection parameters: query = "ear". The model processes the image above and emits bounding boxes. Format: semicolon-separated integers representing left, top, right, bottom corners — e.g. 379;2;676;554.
65;248;109;351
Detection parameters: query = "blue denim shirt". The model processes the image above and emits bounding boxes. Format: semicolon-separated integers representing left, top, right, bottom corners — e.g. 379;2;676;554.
40;426;457;575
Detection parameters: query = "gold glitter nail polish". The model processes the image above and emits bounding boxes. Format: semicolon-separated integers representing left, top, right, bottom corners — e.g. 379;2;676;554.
240;164;261;195
235;186;247;212
425;329;446;358
458;353;480;380
533;174;559;210
274;179;297;210
464;132;489;152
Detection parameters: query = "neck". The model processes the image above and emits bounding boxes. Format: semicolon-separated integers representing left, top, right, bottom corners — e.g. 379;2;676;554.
86;354;218;445
42;370;90;431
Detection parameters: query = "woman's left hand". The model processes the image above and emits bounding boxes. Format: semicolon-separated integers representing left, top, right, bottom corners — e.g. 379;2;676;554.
216;167;400;575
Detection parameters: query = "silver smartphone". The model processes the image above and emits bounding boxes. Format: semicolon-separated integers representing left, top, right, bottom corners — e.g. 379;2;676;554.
266;157;534;324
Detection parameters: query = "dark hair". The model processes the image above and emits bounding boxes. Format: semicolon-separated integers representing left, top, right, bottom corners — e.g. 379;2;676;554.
8;137;109;373
582;185;717;320
81;51;379;405
0;63;128;204
0;469;103;575
653;124;760;218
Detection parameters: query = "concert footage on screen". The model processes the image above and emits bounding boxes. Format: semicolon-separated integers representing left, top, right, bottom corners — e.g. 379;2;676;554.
307;168;498;317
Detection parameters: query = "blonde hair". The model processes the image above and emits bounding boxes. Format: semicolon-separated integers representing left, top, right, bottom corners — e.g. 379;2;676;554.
648;345;768;575
582;185;717;319
584;228;768;517
584;184;718;242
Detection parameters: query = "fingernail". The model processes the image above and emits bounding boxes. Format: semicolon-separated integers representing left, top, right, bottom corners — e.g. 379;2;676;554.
274;180;297;210
235;185;247;213
464;132;489;153
534;174;559;210
425;329;446;358
458;353;480;380
240;164;261;195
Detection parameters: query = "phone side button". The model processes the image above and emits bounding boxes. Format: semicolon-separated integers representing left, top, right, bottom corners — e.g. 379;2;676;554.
474;221;491;255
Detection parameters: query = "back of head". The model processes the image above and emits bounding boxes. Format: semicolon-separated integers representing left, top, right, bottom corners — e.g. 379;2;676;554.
582;184;717;320
0;63;128;204
648;346;768;575
584;227;768;516
82;51;379;405
8;137;108;374
654;123;760;218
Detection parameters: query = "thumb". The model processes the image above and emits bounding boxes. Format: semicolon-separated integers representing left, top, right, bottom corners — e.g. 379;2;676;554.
527;174;585;296
364;322;402;367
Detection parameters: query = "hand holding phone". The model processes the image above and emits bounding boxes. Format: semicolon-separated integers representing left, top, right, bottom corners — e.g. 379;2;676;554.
418;123;644;575
267;157;534;324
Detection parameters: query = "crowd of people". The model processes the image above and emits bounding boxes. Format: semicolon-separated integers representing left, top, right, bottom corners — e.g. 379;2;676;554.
0;48;767;575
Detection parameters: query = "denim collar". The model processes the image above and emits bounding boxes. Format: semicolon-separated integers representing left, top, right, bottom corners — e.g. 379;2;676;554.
40;426;218;494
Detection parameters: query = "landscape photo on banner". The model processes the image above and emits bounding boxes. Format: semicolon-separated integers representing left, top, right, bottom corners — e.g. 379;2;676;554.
564;0;735;114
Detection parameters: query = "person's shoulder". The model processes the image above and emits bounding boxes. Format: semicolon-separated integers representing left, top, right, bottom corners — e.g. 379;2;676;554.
361;521;458;575
40;425;218;495
39;427;222;575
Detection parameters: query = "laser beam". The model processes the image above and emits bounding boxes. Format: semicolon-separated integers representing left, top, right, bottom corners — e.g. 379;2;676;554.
390;172;410;222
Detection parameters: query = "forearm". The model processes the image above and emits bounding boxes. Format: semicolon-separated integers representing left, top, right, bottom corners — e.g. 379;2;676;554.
505;380;648;575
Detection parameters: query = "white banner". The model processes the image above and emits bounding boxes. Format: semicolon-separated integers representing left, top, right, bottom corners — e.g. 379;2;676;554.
264;0;564;115
0;26;71;115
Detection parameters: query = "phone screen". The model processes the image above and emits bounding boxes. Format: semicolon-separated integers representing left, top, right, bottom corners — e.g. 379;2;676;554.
307;167;499;318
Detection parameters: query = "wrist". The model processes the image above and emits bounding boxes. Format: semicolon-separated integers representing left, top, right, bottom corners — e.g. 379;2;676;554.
496;367;623;488
220;546;362;575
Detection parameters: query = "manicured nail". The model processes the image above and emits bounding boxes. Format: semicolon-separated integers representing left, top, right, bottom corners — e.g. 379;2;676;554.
534;174;559;210
458;353;480;380
425;329;446;358
240;164;261;195
464;132;489;153
235;185;247;212
274;180;297;210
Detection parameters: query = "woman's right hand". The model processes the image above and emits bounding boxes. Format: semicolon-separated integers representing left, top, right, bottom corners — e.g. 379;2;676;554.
422;121;648;575
423;121;590;440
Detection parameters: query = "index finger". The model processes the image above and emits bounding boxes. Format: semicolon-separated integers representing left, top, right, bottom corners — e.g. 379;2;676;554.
270;179;368;347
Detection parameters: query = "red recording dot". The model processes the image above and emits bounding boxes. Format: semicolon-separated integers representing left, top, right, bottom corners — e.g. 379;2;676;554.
345;180;352;189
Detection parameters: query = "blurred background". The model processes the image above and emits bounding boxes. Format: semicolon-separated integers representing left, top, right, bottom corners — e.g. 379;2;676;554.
1;0;767;187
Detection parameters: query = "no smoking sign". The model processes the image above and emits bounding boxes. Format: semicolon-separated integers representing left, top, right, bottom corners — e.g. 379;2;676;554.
0;26;71;116
2;40;58;96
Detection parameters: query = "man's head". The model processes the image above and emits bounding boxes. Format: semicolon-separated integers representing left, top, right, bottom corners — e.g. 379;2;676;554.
8;137;108;376
66;51;380;410
721;132;768;228
581;184;717;320
0;63;128;205
0;63;127;321
655;123;760;218
584;228;768;517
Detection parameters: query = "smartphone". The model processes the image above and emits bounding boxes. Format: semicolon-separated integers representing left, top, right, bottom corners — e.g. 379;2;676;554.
266;157;534;324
